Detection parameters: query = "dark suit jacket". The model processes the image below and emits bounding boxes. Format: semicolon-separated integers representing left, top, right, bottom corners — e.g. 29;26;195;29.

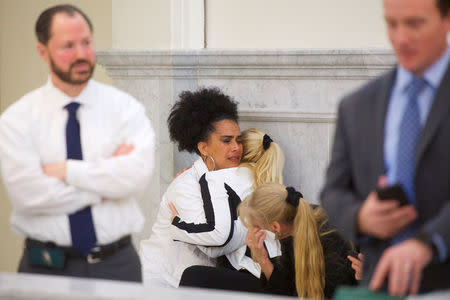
320;64;450;290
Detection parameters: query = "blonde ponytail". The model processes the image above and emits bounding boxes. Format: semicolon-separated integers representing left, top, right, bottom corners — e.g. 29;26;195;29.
238;183;330;300
293;199;326;300
240;128;284;187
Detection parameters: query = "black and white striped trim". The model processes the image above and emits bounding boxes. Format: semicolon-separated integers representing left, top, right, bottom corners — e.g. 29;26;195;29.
171;174;241;247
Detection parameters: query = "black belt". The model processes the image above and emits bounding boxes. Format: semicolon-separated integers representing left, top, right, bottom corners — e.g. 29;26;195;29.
25;235;132;264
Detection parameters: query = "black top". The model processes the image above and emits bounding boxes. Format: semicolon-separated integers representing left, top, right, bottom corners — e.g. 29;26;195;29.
260;223;357;298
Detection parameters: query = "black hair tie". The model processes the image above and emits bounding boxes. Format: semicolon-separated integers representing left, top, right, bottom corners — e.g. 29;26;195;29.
263;134;273;150
285;187;303;207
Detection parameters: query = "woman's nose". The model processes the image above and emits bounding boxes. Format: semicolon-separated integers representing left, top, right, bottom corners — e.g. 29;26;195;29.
231;140;241;151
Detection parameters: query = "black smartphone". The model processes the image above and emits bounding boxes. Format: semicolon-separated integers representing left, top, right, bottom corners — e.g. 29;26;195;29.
376;184;409;206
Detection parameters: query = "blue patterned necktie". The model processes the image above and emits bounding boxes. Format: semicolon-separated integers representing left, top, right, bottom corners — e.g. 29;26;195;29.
391;77;427;245
395;77;427;206
65;102;97;256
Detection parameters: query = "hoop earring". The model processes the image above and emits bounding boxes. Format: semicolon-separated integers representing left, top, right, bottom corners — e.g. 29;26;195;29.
203;155;216;171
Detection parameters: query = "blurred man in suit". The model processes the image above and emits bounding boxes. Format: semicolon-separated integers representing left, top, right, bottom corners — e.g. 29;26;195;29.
321;0;450;296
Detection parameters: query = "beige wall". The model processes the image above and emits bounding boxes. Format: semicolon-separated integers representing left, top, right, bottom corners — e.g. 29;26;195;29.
111;0;171;49
206;0;390;48
0;0;112;272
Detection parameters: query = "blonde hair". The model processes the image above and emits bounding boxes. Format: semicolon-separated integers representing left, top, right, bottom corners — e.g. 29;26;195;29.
240;128;284;187
238;183;330;300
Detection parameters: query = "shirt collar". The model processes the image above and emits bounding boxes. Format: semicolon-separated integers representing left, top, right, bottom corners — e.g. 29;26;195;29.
193;157;209;177
424;45;450;89
45;76;94;108
396;45;450;92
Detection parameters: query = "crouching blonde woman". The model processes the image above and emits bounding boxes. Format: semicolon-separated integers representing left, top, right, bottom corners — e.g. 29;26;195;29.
238;183;357;299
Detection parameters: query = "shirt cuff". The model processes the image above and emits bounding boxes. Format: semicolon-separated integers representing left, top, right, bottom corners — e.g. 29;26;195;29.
66;159;88;189
431;233;448;263
171;216;181;225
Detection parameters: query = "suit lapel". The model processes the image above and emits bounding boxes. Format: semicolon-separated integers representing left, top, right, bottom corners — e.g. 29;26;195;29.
416;63;450;166
373;69;397;177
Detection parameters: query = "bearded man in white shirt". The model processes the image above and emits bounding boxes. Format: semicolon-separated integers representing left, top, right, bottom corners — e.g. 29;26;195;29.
0;4;155;282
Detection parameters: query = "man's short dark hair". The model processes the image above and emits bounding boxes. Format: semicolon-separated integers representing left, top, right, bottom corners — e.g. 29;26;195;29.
437;0;450;16
35;4;93;45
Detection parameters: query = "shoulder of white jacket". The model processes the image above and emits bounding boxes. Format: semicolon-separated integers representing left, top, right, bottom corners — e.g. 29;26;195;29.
166;166;200;193
206;166;253;183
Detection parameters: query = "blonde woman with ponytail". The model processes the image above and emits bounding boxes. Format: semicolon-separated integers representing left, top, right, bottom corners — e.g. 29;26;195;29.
239;183;357;299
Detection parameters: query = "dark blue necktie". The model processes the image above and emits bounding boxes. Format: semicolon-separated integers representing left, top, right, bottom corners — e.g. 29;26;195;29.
65;102;97;256
392;77;427;244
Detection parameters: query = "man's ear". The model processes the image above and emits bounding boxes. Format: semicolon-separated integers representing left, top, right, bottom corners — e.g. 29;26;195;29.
37;42;49;63
197;141;208;157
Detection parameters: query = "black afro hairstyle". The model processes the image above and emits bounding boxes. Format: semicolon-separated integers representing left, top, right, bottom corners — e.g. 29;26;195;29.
168;87;239;155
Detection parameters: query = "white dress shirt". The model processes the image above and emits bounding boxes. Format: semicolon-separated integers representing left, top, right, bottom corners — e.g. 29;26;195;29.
0;79;155;246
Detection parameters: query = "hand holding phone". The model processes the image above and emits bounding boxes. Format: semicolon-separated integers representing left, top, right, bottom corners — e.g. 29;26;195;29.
375;184;409;206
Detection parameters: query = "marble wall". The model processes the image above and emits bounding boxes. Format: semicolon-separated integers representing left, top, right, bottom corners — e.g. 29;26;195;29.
96;49;395;240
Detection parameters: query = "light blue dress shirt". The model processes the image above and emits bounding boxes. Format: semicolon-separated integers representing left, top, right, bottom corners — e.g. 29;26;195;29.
383;46;450;262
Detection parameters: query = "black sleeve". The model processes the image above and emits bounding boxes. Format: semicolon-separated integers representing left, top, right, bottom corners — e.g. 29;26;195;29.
260;246;297;296
260;262;295;296
322;230;358;299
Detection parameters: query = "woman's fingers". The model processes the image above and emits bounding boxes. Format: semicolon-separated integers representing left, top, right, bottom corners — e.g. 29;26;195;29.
257;231;266;248
246;227;258;246
348;254;363;280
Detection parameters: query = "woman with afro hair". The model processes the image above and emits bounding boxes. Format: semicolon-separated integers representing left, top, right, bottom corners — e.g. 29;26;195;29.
140;87;285;288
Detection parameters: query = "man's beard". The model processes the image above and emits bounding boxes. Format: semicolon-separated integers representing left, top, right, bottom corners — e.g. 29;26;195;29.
49;56;95;85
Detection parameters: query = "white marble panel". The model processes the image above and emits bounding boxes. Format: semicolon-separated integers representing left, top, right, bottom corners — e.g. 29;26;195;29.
197;78;366;113
239;120;330;205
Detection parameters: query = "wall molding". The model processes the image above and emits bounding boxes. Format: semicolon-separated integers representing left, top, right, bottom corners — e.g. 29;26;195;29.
96;49;396;80
239;110;335;123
